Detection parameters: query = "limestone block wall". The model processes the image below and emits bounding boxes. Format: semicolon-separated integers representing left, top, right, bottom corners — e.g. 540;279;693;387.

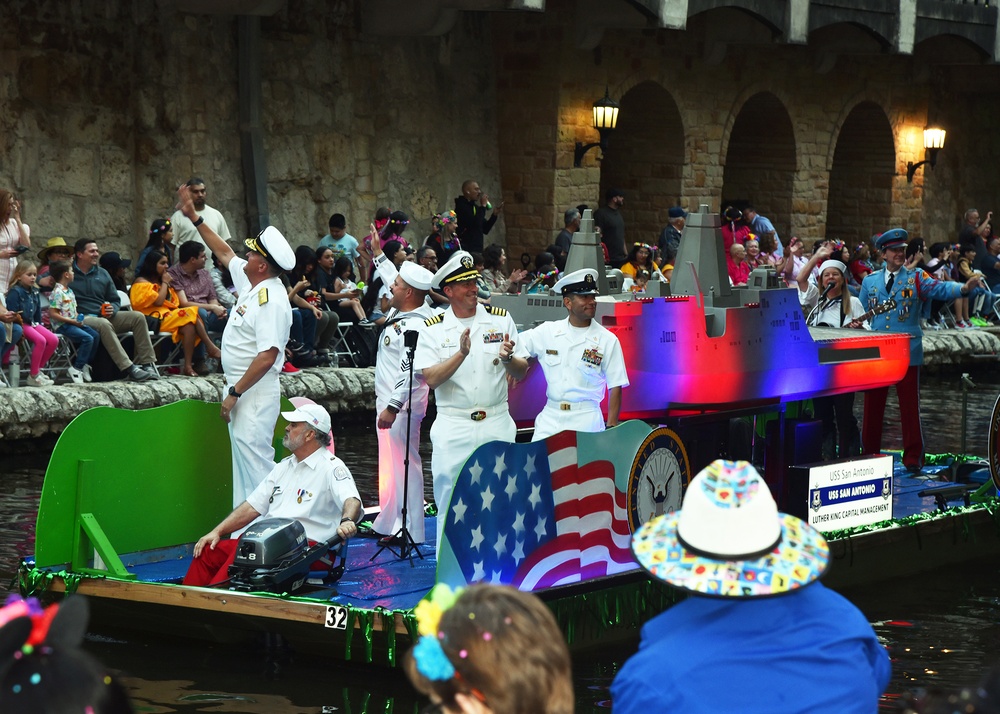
494;1;1000;259
0;0;505;263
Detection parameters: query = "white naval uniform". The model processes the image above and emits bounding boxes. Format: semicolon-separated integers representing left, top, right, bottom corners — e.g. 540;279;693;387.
221;256;293;507
245;448;362;544
520;318;629;441
798;283;869;328
369;254;436;542
413;304;527;546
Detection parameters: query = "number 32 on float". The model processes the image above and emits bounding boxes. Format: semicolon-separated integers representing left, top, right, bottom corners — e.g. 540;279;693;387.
325;605;348;629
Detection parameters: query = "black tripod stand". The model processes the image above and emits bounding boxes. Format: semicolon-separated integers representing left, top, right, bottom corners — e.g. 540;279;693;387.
371;329;424;565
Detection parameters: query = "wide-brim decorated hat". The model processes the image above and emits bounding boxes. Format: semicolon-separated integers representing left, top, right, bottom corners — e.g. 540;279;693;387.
630;459;830;598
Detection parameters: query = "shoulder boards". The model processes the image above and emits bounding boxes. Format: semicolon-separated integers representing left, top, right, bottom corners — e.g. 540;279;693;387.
258;288;269;305
488;306;508;316
424;314;444;326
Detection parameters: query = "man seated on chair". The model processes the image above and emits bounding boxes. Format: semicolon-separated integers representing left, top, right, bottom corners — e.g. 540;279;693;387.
168;240;230;375
70;238;159;382
184;404;363;587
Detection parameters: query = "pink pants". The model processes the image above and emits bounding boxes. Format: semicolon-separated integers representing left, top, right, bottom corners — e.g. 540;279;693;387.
21;324;58;376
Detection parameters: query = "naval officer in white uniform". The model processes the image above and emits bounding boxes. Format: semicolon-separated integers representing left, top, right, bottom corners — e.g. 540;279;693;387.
176;185;294;506
520;268;629;441
369;239;436;545
413;251;528;547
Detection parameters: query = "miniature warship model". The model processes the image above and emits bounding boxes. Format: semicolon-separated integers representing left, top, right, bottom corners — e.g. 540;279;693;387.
496;205;912;424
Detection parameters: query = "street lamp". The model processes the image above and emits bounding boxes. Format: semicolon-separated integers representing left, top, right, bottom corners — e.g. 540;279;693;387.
574;89;620;167
906;126;946;183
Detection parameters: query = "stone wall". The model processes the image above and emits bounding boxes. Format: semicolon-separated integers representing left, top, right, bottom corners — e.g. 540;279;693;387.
0;367;375;443
4;0;1000;277
0;0;504;262
494;0;1000;260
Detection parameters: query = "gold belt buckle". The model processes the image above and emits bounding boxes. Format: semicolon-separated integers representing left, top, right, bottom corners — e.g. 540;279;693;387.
560;403;571;411
471;410;487;421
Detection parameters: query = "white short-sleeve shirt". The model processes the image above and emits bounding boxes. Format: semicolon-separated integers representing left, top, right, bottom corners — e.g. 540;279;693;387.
245;448;362;543
220;256;292;378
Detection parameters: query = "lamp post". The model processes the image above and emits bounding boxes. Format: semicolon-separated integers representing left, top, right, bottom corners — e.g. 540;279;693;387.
574;89;620;167
906;126;946;183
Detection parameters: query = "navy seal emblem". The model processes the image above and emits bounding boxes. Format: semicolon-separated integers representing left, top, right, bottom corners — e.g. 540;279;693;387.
626;427;691;532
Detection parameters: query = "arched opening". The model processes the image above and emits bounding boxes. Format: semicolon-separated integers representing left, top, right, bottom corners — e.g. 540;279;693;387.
599;80;685;245
722;93;796;244
827;102;895;247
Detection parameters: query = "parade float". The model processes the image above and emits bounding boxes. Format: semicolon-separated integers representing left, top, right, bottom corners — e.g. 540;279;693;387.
18;209;1000;666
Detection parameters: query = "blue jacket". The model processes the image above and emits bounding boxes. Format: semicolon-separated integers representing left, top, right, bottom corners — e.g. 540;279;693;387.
611;582;891;714
6;285;42;325
860;265;965;365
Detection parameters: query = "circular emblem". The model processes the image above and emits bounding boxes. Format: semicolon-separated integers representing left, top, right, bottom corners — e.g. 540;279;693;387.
989;394;1000;492
384;336;390;346
626;427;691;532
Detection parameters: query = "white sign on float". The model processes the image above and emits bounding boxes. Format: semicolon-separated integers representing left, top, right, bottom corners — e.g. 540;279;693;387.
806;455;894;531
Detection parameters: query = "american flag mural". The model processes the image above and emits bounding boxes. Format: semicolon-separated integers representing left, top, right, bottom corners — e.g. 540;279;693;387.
436;421;657;591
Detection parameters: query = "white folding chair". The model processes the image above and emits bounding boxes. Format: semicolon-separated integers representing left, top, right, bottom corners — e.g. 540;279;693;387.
331;322;357;367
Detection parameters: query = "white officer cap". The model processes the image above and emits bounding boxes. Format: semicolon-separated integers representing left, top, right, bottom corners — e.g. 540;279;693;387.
399;261;433;291
280;403;331;435
553;268;599;296
245;226;295;272
431;251;479;290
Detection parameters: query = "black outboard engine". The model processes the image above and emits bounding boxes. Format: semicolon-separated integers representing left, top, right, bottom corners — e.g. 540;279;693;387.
228;518;342;593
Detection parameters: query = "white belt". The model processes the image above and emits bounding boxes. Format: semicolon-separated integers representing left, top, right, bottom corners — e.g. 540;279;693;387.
437;404;509;421
546;400;601;412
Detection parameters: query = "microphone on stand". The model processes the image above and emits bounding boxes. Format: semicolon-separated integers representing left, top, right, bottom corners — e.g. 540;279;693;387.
403;329;419;353
808;282;837;326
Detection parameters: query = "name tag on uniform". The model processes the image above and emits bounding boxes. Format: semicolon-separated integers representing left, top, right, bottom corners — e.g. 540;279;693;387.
546;349;558;355
483;330;503;344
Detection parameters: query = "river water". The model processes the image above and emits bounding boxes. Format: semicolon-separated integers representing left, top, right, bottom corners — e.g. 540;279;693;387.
2;369;1000;712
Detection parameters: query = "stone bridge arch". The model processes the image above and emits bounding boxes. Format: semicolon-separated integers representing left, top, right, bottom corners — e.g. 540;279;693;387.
599;80;685;245
826;100;895;247
721;90;796;243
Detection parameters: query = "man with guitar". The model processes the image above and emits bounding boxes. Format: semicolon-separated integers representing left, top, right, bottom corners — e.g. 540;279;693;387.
797;243;871;458
860;228;986;471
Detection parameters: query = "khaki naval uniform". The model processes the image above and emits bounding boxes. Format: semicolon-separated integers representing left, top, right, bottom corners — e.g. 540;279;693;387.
413;303;527;544
520;318;629;441
221;256;292;506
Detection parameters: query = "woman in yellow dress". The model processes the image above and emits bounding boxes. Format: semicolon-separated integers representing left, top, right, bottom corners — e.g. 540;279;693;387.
620;242;665;282
130;251;221;376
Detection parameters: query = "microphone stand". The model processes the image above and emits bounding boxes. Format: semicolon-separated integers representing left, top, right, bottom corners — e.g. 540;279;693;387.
806;284;836;327
371;329;424;564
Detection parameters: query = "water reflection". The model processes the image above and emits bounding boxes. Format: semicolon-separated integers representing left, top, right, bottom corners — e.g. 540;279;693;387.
2;370;1000;712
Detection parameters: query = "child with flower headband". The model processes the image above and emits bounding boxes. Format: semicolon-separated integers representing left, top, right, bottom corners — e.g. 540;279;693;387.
0;595;134;713
134;218;174;279
405;584;573;714
425;210;461;263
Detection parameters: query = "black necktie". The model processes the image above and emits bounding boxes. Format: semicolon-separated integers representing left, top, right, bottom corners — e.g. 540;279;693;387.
886;273;894;293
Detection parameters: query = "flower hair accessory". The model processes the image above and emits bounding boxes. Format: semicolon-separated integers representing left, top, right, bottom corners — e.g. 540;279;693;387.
633;242;656;252
412;584;463;681
432;210;457;233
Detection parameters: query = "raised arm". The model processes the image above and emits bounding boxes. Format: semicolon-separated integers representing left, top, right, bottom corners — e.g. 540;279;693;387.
796;244;831;291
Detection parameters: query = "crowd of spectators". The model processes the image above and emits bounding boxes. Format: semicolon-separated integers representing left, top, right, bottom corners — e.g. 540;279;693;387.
5;176;998;389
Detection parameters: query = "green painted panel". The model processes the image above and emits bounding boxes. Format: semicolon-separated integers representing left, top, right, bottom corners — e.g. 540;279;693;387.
35;398;294;569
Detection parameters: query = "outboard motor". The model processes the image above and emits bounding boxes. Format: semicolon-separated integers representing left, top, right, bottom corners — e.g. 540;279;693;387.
227;518;343;593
